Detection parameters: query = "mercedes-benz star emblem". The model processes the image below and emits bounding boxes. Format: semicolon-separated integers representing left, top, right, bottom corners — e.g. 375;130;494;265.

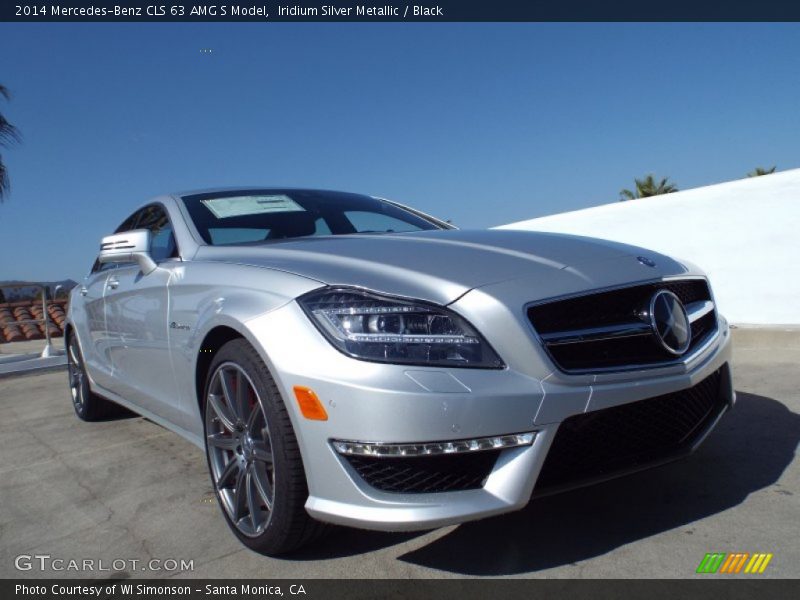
649;290;691;355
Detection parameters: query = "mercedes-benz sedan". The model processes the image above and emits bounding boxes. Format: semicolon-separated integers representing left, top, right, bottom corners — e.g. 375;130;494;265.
66;188;734;554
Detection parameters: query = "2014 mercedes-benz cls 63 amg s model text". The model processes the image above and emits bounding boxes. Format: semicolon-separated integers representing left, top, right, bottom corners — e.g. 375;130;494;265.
66;189;734;554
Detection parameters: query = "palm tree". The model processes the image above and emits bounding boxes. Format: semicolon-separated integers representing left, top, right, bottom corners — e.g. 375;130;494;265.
0;84;21;201
747;166;776;177
619;174;678;200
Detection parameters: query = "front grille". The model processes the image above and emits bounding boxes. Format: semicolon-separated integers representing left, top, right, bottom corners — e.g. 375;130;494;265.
536;367;725;491
528;279;717;372
343;450;501;494
691;310;717;344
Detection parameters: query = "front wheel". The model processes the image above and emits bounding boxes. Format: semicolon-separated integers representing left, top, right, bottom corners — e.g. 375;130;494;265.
203;339;324;555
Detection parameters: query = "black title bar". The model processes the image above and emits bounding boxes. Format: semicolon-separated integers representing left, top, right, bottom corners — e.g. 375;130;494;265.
4;1;800;22
4;579;800;600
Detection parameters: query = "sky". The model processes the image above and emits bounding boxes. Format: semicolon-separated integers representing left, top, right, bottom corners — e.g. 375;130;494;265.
1;22;799;281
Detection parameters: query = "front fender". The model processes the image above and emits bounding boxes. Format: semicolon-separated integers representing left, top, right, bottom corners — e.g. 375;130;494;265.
165;262;325;438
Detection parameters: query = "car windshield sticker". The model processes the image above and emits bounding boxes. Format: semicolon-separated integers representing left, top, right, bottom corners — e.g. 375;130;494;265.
201;195;306;219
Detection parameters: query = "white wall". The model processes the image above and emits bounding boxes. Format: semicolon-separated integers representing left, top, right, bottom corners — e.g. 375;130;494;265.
497;169;800;325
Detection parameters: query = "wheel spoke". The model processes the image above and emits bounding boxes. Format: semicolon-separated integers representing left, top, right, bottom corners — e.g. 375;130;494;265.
251;441;273;465
235;369;250;423
216;457;240;488
246;399;263;433
245;467;263;531
68;344;80;387
68;343;80;365
208;393;236;432
207;432;237;452
246;402;257;429
251;461;273;511
232;465;248;521
219;369;243;422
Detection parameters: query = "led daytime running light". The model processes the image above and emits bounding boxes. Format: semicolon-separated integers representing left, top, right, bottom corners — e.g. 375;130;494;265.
332;432;537;457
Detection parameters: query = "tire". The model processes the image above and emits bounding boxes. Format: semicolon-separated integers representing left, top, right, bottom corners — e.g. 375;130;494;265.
66;333;116;421
202;339;325;555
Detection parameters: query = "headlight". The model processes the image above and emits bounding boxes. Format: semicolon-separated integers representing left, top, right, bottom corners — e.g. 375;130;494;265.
298;288;504;368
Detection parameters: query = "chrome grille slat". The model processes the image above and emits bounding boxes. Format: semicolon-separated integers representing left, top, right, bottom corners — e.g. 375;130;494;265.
541;322;652;346
686;299;715;323
527;279;718;373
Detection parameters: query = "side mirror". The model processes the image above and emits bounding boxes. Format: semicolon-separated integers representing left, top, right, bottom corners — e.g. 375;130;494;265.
98;229;157;275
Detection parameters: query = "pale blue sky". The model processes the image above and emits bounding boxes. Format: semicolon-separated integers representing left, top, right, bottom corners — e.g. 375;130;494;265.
1;23;799;281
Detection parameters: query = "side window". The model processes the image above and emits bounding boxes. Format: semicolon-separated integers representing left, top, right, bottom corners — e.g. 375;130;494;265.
115;211;142;234
136;205;178;262
314;217;332;235
90;259;117;275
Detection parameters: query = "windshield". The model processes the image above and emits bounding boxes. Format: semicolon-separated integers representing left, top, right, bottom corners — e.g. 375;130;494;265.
181;189;445;246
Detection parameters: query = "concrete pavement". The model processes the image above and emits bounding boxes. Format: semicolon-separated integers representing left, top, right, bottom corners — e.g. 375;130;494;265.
0;328;797;578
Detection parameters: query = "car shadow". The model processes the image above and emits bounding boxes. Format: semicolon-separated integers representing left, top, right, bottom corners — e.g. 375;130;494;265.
394;391;800;575
284;528;429;560
99;403;138;421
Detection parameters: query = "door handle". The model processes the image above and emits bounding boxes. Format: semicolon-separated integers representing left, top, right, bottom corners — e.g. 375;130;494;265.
107;277;119;290
80;286;88;296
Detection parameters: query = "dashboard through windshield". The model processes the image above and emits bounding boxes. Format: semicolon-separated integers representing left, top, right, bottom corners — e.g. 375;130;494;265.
181;189;444;245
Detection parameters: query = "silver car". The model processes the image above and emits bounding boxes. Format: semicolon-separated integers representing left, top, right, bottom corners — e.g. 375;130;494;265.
66;188;734;555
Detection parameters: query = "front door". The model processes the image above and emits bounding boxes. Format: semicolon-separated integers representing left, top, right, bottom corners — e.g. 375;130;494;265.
104;263;178;420
102;203;182;422
73;266;114;389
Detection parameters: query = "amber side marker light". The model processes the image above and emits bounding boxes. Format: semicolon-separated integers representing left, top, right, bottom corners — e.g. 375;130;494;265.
293;386;328;421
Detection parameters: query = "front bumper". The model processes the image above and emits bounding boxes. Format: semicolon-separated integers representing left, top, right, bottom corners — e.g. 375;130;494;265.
247;300;734;531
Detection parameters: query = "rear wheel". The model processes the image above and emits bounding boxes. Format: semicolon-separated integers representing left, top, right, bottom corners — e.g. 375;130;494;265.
67;334;115;421
203;339;324;554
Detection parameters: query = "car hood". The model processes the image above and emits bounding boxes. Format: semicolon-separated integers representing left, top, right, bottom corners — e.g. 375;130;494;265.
192;229;691;305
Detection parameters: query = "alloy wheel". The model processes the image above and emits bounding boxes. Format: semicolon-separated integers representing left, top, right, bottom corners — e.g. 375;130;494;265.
67;338;85;413
205;362;276;537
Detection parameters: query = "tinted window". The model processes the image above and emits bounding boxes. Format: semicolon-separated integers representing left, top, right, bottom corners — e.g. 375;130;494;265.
180;189;442;246
136;205;178;262
90;259;117;275
115;211;141;233
94;205;178;272
207;218;332;245
345;211;424;233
